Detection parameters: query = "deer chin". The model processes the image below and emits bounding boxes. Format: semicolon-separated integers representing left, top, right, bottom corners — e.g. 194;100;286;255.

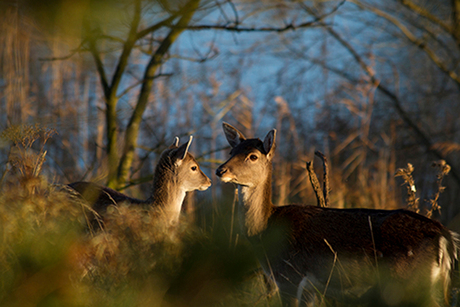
219;175;236;183
219;176;252;187
198;184;211;191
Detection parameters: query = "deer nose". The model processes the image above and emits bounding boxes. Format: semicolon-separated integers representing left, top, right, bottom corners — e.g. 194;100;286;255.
216;167;227;177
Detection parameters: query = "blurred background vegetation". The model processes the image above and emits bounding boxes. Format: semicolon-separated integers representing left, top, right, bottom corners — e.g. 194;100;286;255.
1;0;460;305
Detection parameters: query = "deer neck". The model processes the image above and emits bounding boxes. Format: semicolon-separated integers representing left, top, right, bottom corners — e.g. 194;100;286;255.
237;173;274;237
147;175;186;224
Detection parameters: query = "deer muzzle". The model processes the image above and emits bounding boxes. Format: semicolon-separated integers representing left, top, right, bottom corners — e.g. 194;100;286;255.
215;167;227;177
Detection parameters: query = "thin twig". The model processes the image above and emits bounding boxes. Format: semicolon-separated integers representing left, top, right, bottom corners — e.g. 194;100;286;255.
368;216;380;286
306;161;325;207
395;163;419;212
315;151;330;207
187;0;345;32
38;40;88;61
321;239;338;306
426;160;450;218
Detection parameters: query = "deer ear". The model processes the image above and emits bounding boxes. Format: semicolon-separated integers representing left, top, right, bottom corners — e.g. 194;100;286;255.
172;135;192;165
169;136;180;148
263;129;276;160
222;122;246;148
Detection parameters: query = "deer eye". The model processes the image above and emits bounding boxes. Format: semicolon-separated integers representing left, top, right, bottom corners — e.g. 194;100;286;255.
191;166;197;171
249;154;258;161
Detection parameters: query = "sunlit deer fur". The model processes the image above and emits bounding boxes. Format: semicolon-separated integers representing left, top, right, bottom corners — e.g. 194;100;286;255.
216;122;460;307
69;136;211;226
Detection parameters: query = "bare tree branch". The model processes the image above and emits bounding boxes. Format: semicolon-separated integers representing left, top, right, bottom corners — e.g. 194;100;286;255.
452;0;460;45
109;0;142;98
298;5;460;186
38;40;88;61
84;2;143;186
136;9;184;39
86;36;110;99
117;73;172;99
111;0;201;188
186;0;346;32
398;0;451;34
350;0;460;89
301;47;460;186
186;22;318;32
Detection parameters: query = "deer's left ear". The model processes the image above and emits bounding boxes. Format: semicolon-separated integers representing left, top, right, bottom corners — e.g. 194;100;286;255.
222;122;246;148
172;135;193;166
263;129;276;160
169;136;180;148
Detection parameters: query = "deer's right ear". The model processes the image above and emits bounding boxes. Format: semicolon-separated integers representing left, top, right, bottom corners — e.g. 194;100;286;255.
171;135;192;166
222;122;246;148
169;136;180;149
263;129;276;160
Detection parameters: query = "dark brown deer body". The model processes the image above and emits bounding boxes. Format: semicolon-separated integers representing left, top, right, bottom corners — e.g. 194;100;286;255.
69;136;211;226
216;123;459;307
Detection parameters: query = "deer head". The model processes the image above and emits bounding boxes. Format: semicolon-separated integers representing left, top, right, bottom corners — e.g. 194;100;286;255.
157;135;211;193
216;122;276;188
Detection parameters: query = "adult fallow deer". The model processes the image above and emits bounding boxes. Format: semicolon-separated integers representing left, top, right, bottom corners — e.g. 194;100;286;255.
69;136;211;227
216;122;459;307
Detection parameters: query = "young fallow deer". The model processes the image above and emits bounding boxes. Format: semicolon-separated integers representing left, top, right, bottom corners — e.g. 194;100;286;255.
69;136;211;227
216;123;459;307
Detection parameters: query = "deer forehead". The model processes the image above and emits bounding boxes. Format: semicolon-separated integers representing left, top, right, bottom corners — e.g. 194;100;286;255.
229;138;267;157
179;153;199;166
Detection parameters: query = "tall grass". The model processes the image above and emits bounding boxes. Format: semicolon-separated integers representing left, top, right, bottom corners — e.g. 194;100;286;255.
0;126;273;307
2;124;459;307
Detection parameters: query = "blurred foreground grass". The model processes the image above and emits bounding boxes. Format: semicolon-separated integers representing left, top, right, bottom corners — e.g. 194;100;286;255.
0;126;274;307
3;125;455;307
0;174;276;307
0;171;278;306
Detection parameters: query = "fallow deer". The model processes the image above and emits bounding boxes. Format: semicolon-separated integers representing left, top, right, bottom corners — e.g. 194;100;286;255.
216;122;459;307
69;136;211;227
